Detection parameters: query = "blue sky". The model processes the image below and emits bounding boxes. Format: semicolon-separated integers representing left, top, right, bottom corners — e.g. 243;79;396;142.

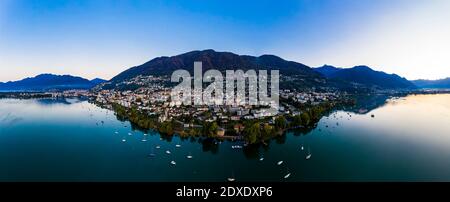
0;0;449;81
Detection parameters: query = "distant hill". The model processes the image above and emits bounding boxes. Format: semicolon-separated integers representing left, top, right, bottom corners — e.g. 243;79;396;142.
411;78;450;89
0;74;105;92
104;49;416;91
314;65;343;77
314;65;416;90
90;78;107;85
107;49;329;90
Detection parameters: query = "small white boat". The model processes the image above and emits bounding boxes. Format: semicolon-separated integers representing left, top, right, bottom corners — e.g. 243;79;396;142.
122;139;126;142
170;161;176;165
166;150;171;154
284;173;291;179
128;133;132;136
228;171;236;182
259;157;264;161
277;161;283;166
306;147;312;160
301;146;304;151
141;139;147;142
144;133;148;136
156;145;161;149
186;155;193;159
175;144;181;148
115;131;119;134
232;145;243;149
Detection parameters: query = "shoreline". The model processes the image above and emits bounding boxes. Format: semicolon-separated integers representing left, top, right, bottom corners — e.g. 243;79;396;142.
2;90;450;145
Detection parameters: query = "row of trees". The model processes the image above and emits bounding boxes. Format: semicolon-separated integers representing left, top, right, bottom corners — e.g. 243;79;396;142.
112;103;161;132
242;116;287;144
289;102;333;128
241;103;335;145
113;103;222;137
111;101;335;145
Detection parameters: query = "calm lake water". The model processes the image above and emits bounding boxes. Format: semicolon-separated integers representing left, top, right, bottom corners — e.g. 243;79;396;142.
1;94;450;182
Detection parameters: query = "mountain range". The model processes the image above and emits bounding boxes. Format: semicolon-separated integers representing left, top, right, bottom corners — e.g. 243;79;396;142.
106;50;417;91
0;74;106;92
107;49;328;90
314;65;416;89
411;78;450;89
3;50;444;92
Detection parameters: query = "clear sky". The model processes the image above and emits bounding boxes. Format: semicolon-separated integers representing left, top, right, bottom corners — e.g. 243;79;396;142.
0;0;449;82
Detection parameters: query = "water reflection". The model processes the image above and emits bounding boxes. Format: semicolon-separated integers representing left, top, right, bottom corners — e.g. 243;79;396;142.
33;97;87;106
1;94;450;181
102;93;407;158
1;112;23;126
201;138;219;154
0;94;413;158
343;93;408;114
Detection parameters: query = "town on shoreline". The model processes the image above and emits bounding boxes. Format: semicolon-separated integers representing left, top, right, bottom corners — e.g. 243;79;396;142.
3;82;448;145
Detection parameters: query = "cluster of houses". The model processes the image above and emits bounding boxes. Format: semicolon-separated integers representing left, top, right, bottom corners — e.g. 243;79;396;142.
91;75;344;137
50;90;91;98
94;88;340;132
280;89;340;105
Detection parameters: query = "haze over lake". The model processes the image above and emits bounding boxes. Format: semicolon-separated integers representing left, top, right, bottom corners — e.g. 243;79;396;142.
1;94;450;181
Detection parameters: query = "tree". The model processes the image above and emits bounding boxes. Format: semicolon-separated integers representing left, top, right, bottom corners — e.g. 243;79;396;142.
292;115;302;127
244;122;260;144
202;122;219;138
275;116;287;130
261;124;274;141
159;121;174;135
188;128;201;137
300;112;310;126
209;122;219;138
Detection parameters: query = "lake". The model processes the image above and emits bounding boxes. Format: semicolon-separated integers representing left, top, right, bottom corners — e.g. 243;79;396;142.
1;94;450;181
